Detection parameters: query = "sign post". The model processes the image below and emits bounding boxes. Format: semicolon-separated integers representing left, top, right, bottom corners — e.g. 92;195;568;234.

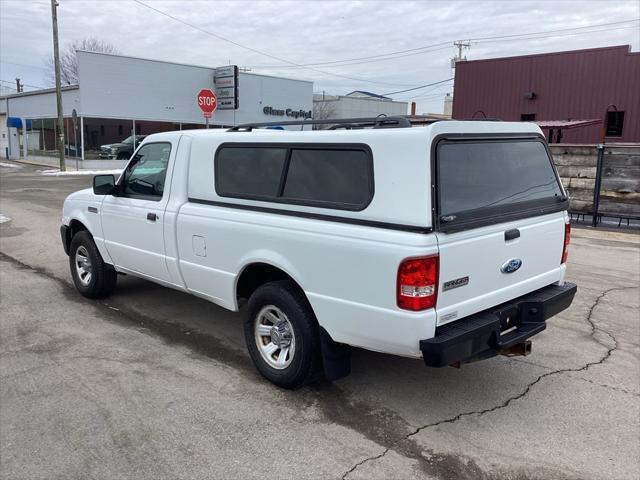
197;89;217;128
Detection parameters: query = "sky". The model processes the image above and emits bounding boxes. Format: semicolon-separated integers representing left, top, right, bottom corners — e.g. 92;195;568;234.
1;0;639;114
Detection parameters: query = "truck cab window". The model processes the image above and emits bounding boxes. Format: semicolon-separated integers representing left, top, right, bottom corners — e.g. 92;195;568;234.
122;142;172;200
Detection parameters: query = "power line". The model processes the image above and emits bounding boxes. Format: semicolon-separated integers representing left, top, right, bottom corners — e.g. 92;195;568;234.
131;0;416;87
254;43;451;69
474;25;640;45
0;60;48;71
249;18;639;69
470;18;639;42
383;78;454;96
0;78;46;90
394;85;451;101
392;23;638;103
259;45;453;70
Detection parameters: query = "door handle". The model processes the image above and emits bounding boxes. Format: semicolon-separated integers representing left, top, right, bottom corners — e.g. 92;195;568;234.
147;212;158;222
505;228;520;241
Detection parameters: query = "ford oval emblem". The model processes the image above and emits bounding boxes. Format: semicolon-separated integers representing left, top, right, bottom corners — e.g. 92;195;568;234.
501;258;522;274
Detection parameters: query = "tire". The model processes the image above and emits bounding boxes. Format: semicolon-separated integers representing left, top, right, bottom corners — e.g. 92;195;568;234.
69;231;117;299
116;152;129;160
244;280;320;389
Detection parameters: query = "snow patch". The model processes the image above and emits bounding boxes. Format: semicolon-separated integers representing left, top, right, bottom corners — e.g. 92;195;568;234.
40;169;123;176
0;162;22;168
0;214;11;224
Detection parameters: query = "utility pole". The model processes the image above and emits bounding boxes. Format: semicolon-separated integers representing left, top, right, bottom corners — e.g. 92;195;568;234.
453;41;470;64
51;0;65;171
15;78;22;93
451;41;471;104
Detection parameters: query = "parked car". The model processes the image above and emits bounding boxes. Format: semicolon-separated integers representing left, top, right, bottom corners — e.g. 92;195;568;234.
99;135;147;160
60;117;576;389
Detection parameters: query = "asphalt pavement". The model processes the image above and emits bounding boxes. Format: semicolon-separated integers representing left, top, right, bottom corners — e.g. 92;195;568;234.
1;161;639;480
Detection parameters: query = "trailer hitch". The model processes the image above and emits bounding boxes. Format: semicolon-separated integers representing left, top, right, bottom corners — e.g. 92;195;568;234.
500;340;532;357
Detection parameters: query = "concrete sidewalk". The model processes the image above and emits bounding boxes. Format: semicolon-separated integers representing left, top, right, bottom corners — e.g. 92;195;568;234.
7;155;127;170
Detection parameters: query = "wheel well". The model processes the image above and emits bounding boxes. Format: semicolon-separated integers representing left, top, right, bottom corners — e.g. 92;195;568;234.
236;263;302;305
69;220;88;237
236;263;351;380
64;220;89;253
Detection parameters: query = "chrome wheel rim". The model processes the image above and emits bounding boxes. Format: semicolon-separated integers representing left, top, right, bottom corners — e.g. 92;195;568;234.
254;305;295;370
75;246;93;286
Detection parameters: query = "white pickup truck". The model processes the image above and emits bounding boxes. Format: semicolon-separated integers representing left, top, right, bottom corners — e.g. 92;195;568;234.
61;117;576;388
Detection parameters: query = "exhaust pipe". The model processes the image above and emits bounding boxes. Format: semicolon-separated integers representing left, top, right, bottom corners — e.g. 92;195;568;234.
500;340;532;357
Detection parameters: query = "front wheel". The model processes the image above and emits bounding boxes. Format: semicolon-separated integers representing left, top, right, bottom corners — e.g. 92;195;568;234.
69;231;117;298
244;281;320;389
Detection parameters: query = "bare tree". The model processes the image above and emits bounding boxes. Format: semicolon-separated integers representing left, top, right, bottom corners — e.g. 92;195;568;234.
312;96;337;130
45;37;119;86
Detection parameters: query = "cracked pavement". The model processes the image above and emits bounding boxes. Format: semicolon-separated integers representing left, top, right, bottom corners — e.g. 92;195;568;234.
1;163;639;479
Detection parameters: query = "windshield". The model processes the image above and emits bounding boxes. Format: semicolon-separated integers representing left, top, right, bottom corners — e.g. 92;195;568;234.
438;139;563;217
120;135;144;145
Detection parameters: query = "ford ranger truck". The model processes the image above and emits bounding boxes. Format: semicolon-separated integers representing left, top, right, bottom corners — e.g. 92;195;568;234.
60;117;577;389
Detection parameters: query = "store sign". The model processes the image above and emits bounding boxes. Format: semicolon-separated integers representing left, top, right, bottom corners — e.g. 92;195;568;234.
214;65;238;110
263;106;313;119
218;98;236;109
216;87;235;99
215;65;236;78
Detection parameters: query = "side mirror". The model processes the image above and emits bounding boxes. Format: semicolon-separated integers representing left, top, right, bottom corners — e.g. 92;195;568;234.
93;174;116;195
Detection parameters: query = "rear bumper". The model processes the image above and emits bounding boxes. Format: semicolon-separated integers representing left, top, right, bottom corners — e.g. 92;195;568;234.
420;282;577;367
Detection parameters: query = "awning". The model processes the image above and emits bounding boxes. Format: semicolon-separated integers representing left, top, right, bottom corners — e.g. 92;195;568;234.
534;119;601;130
6;117;32;129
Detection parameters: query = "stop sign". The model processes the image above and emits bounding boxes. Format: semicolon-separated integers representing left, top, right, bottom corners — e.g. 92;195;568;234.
197;89;217;115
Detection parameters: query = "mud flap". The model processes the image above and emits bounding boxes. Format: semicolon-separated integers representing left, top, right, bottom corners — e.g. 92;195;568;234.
319;327;352;381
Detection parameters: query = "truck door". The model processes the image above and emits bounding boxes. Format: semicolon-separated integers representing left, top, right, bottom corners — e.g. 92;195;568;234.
101;141;173;282
433;136;569;325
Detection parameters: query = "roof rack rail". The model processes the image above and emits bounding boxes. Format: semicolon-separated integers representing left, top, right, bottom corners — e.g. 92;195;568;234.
227;116;412;132
462;117;503;122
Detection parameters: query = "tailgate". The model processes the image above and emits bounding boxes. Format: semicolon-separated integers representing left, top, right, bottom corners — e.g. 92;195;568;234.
432;136;568;325
435;213;565;324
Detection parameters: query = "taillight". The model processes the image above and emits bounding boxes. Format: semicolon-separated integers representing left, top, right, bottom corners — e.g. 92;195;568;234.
561;221;571;264
397;255;439;311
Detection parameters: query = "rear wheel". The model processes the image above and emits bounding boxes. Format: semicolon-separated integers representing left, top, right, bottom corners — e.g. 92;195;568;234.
69;231;117;298
244;280;320;389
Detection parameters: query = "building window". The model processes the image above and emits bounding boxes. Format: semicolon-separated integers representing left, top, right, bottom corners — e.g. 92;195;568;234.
118;125;123;135
100;125;105;136
605;111;624;137
520;113;536;121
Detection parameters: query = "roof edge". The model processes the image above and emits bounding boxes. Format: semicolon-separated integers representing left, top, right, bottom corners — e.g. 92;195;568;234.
457;44;635;65
0;84;79;100
76;50;313;84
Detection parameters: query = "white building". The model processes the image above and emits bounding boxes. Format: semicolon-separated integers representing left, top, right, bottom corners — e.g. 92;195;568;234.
0;98;8;158
2;51;313;160
313;91;407;121
443;93;453;117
